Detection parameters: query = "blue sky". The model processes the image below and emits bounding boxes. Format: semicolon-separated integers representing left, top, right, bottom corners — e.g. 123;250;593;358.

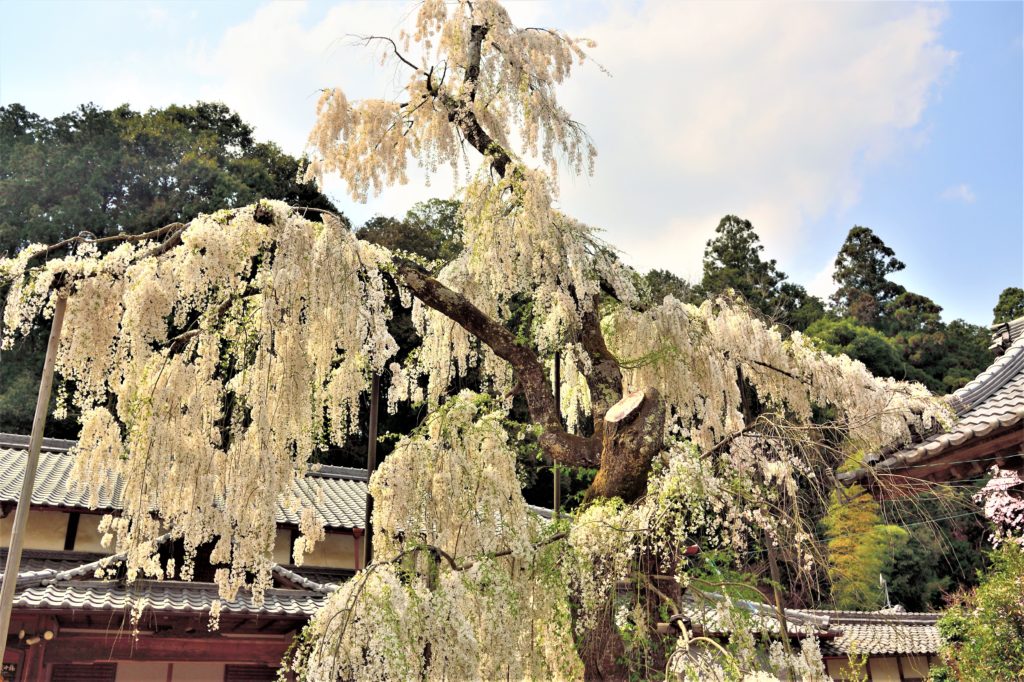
1;0;1021;325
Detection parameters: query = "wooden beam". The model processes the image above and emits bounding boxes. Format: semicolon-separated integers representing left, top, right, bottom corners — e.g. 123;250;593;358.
63;512;80;551
0;294;67;661
363;374;380;566
44;635;291;665
867;427;1024;498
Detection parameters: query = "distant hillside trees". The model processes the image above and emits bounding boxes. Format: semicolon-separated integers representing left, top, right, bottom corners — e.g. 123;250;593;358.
0;102;338;435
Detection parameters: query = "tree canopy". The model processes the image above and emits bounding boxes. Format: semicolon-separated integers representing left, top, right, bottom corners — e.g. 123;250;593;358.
0;101;335;255
994;286;1024;324
0;102;337;436
0;3;1009;680
830;225;907;326
695;215;824;331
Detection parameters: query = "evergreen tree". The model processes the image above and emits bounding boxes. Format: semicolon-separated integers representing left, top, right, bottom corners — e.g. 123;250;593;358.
993;286;1024;324
824;485;909;609
643;268;693;306
831;226;906;326
697;215;824;330
357;199;463;263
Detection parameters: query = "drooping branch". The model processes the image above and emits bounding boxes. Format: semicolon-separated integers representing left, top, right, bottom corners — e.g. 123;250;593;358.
10;222;184;271
354;35;419;72
419;21;512;178
394;259;599;468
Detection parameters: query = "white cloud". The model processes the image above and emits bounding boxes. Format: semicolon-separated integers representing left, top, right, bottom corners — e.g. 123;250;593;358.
941;183;977;203
550;1;956;278
807;259;837;300
190;1;956;266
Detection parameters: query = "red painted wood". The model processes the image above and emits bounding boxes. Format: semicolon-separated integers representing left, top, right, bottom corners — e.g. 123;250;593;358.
43;636;290;666
50;663;116;682
224;665;278;681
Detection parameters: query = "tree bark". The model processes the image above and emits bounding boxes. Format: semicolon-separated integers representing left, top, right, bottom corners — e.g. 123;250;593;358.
394;260;665;504
587;387;665;502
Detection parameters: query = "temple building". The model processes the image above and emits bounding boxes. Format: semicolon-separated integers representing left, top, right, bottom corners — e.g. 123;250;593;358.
840;316;1024;495
0;432;946;681
0;433;362;681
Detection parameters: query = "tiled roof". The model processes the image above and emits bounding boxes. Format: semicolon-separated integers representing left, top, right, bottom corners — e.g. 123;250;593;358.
678;593;831;638
3;552;941;654
990;317;1024;353
11;581;324;618
2;549;327;618
815;610;941;656
679;595;942;656
840;319;1024;485
0;441;368;530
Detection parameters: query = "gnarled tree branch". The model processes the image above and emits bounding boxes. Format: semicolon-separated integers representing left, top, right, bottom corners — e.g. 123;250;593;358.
394;259;599;468
579;294;622;424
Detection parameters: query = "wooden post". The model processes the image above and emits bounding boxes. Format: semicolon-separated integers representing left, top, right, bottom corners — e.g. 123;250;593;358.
362;374;380;567
553;351;561;519
766;541;793;659
0;295;67;660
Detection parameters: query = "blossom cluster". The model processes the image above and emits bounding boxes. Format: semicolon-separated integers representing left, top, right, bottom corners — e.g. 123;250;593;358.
975;466;1024;546
2;202;399;605
290;392;581;681
604;296;949;451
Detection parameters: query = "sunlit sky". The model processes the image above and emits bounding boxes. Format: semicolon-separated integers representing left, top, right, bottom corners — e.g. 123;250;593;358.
2;0;1021;325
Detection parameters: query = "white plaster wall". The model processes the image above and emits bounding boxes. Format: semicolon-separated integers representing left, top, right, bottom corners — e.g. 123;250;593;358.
301;531;355;569
0;510;69;550
73;513;107;552
272;527;292;565
901;655;930;679
868;656;901;681
114;661;168;681
171;662;225;681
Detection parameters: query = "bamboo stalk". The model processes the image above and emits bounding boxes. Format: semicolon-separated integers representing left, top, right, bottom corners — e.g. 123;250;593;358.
0;295;67;659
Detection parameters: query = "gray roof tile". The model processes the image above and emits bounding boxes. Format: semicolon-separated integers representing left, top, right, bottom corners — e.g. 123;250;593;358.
2;549;329;618
816;611;941;656
681;596;941;656
11;580;324;617
0;445;368;530
840;326;1024;484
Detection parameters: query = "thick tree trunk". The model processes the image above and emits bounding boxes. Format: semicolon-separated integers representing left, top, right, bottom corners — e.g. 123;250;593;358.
587;387;665;503
577;388;667;681
578;604;629;682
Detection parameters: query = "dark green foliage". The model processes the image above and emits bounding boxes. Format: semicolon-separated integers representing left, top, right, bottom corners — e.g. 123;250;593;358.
357;198;463;263
643;268;693;306
0;102;335;255
831;226;906;326
0;102;337;436
993;286;1024;324
933;544;1024;680
696;215;825;330
881;489;990;612
806;318;906;379
807;314;992;394
887;291;943;334
936;320;995;390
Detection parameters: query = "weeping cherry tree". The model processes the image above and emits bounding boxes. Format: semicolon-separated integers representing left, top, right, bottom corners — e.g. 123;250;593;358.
0;1;950;680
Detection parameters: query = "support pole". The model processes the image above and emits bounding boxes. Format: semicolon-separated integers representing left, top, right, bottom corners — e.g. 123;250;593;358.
0;294;67;659
553;351;561;519
362;374;381;568
766;540;793;659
